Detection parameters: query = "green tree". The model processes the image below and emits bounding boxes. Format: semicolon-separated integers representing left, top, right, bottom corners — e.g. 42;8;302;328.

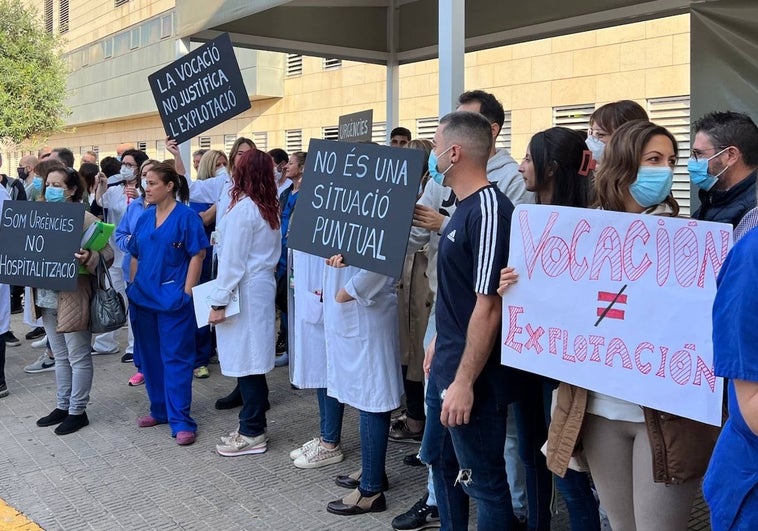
0;0;69;146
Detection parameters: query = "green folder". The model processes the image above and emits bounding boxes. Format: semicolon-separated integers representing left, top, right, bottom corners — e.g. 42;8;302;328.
81;221;115;251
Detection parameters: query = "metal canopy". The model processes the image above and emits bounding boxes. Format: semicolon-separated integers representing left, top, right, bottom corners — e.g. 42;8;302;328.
177;0;710;65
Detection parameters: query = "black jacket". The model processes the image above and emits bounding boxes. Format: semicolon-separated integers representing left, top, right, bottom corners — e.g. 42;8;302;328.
693;170;757;227
1;174;27;201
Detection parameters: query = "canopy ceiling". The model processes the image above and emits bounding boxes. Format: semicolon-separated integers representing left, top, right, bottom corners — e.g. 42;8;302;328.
177;0;715;65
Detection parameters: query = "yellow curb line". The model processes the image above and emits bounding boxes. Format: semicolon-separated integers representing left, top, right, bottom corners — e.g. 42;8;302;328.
0;498;42;530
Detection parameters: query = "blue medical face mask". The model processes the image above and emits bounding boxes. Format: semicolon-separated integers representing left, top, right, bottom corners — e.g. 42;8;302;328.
687;147;728;191
428;146;454;185
45;186;66;202
629;166;674;208
32;176;43;191
585;135;606;163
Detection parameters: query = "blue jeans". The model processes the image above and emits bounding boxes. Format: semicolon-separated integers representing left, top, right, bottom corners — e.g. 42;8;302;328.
317;388;345;444
514;376;600;531
238;374;268;437
420;373;514;531
359;410;391;495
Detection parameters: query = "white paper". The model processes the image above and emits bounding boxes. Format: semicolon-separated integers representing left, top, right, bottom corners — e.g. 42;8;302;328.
501;204;731;426
191;279;240;327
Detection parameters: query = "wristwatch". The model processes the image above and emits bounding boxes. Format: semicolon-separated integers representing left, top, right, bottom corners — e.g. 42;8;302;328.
210;305;226;311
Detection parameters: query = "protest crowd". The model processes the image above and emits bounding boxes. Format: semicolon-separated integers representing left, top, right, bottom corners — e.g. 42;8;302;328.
2;87;758;531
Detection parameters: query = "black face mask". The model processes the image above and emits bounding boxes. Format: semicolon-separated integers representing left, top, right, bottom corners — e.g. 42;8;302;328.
17;167;28;180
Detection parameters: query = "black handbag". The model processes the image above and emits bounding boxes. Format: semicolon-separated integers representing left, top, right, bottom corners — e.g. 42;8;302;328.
89;254;127;333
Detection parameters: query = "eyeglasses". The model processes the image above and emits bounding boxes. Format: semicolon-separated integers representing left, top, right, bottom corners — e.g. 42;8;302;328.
691;146;727;161
121;162;137;168
587;128;609;140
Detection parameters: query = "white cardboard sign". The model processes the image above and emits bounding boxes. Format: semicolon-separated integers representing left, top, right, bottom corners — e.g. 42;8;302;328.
501;204;731;426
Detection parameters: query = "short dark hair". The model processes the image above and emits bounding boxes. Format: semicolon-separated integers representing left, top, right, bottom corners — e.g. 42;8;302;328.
589;100;648;134
457;90;505;129
78;162;100;191
48;166;85;203
438;111;492;165
121;149;149;169
694;111;758;167
390;127;412;140
52;147;75;168
268;148;289;165
193;149;208;158
100;156;121;177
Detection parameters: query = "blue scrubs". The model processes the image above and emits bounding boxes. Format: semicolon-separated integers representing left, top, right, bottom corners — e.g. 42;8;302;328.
704;229;758;530
126;202;208;436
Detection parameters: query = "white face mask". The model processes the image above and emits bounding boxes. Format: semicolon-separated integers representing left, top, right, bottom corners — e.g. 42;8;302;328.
120;166;135;180
214;166;229;178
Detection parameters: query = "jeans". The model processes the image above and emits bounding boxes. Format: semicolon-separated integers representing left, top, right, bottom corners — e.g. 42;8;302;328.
238;374;268;437
359;409;391;495
514;375;600;531
421;374;514;531
42;309;93;415
505;404;528;522
317;388;345;444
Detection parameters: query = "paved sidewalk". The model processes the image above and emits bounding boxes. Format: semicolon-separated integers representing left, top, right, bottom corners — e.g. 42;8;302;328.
0;313;712;530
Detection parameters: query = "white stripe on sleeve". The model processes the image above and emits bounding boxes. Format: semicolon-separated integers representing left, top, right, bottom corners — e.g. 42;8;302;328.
475;187;498;293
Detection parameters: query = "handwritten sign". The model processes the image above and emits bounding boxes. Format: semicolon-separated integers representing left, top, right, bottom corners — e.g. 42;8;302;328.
501;204;731;426
148;33;251;145
0;202;84;291
288;139;424;278
338;110;373;142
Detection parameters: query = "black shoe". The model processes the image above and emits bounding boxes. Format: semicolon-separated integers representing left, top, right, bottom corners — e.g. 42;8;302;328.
25;327;45;340
120;352;134;363
0;331;21;347
391;494;440;530
327;489;386;516
403;453;424;467
54;412;89;435
276;332;287;354
214;385;243;410
335;469;389;492
37;408;69;427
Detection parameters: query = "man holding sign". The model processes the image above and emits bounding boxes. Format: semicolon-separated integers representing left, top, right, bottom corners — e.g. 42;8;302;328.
418;111;519;530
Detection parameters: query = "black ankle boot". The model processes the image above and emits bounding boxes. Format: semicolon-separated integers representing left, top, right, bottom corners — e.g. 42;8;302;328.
37;408;68;427
214;385;243;410
55;412;89;435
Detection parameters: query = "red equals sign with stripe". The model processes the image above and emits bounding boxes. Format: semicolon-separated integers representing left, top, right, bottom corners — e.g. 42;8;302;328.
594;285;628;326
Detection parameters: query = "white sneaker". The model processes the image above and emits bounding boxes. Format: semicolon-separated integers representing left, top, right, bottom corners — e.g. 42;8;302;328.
32;337;47;349
290;437;319;460
216;431;268;457
293;442;344;469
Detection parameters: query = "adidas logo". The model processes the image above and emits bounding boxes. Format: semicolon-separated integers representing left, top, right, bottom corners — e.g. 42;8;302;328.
447;230;456;242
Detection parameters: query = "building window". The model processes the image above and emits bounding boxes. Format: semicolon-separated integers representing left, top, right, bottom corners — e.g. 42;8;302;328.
416;117;439;140
59;0;69;33
323;58;342;71
130;28;140;50
553;104;595;131
137;141;147;151
224;135;236;155
155;139;166;161
252;132;268;152
44;0;53;33
160;13;173;39
102;39;113;59
322;126;339;141
372;122;387;145
648;95;692;215
287;54;303;76
286;129;303;153
494;111;513;153
198;137;211;150
115;0;129;6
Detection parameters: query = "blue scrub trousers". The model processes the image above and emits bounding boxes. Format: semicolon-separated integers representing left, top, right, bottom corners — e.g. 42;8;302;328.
131;301;197;435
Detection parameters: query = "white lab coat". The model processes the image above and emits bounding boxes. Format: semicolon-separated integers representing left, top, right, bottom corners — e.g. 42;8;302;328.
289;250;327;389
323;265;403;413
210;197;280;377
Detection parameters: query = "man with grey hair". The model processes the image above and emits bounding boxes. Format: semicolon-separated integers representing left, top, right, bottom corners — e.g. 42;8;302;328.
418;111;518;529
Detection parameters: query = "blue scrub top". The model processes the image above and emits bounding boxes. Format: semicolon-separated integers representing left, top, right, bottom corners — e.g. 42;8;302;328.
704;229;758;530
126;201;208;312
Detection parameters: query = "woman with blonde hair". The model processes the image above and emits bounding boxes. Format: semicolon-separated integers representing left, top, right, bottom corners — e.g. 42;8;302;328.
196;150;228;181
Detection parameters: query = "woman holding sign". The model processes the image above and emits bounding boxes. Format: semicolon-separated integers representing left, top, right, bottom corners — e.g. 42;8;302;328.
33;166;114;435
126;162;207;446
532;121;719;531
207;149;280;457
501;127;600;531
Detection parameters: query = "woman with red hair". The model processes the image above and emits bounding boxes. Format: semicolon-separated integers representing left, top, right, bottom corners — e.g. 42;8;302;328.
207;149;281;456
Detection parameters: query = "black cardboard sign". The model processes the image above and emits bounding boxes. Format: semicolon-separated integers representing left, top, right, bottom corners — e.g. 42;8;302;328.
0;202;84;291
148;33;251;145
288;139;424;278
338;109;373;142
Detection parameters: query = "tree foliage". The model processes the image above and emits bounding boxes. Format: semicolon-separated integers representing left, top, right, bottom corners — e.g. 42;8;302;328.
0;0;69;146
